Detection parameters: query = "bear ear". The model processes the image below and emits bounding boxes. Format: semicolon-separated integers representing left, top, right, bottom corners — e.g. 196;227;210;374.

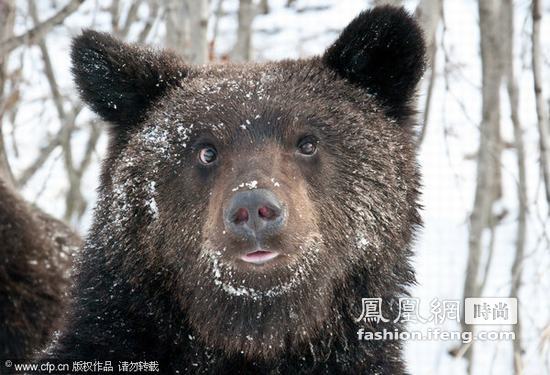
322;6;426;119
71;30;187;133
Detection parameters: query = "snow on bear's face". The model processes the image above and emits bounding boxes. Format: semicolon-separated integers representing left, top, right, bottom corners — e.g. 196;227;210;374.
72;7;425;359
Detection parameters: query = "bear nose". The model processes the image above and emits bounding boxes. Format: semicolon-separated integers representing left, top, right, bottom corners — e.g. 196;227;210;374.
224;189;286;241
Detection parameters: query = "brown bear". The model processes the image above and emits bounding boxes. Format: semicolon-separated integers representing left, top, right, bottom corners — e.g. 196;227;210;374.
0;178;81;360
46;6;425;374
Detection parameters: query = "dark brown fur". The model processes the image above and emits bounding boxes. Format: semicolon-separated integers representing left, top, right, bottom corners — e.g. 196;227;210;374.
47;6;425;374
0;180;81;360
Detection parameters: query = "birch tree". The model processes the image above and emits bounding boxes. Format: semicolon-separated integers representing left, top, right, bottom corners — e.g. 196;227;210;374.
166;0;209;64
0;0;16;188
415;0;442;147
531;0;550;206
503;0;526;372
372;0;403;6
462;0;504;372
0;0;85;56
230;0;256;62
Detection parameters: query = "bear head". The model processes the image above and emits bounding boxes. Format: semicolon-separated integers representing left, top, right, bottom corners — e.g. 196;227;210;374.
71;6;424;360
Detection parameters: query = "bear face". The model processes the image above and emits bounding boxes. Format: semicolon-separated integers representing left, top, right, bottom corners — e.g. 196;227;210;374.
59;6;425;371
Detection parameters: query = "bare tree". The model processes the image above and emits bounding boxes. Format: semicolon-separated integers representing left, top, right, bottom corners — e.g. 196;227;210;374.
0;0;85;56
165;0;209;64
209;0;225;60
110;0;140;38
165;0;190;56
462;0;504;372
415;0;442;147
372;0;403;6
0;0;16;188
230;0;256;62
503;0;527;373
258;0;269;15
13;1;156;224
25;0;92;223
531;0;550;207
189;0;209;64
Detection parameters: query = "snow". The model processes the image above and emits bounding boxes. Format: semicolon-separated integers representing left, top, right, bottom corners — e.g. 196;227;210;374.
146;180;159;220
201;235;322;299
356;235;369;251
176;123;194;149
231;180;259;192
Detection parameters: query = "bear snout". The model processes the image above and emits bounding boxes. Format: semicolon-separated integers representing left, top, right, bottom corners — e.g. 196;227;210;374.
223;189;287;244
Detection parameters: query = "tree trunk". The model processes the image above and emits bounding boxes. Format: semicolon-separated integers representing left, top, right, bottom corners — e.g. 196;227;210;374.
258;0;269;15
531;0;550;207
415;0;442;148
166;0;209;64
504;0;526;369
462;0;504;372
166;0;190;57
0;0;16;188
372;0;403;6
230;0;255;62
189;0;209;64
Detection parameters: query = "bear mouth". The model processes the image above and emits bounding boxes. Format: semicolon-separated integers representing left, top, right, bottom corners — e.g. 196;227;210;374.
239;250;279;265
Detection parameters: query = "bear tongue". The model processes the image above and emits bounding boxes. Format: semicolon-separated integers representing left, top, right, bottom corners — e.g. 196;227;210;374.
240;250;279;264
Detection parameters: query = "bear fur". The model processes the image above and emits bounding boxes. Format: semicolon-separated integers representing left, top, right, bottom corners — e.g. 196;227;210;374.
47;6;425;374
0;178;81;360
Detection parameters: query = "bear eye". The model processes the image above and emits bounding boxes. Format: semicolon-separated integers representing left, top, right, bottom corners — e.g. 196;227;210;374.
198;146;218;165
297;138;317;156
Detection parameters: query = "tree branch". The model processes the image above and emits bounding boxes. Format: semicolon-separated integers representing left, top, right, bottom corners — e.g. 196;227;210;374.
0;0;85;55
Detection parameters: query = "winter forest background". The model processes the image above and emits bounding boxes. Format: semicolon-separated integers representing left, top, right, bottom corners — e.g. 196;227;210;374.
0;0;549;374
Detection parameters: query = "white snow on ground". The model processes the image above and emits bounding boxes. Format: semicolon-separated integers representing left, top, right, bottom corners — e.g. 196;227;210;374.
4;0;549;373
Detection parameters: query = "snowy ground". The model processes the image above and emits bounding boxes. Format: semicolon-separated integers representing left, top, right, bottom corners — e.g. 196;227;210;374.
4;0;550;373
